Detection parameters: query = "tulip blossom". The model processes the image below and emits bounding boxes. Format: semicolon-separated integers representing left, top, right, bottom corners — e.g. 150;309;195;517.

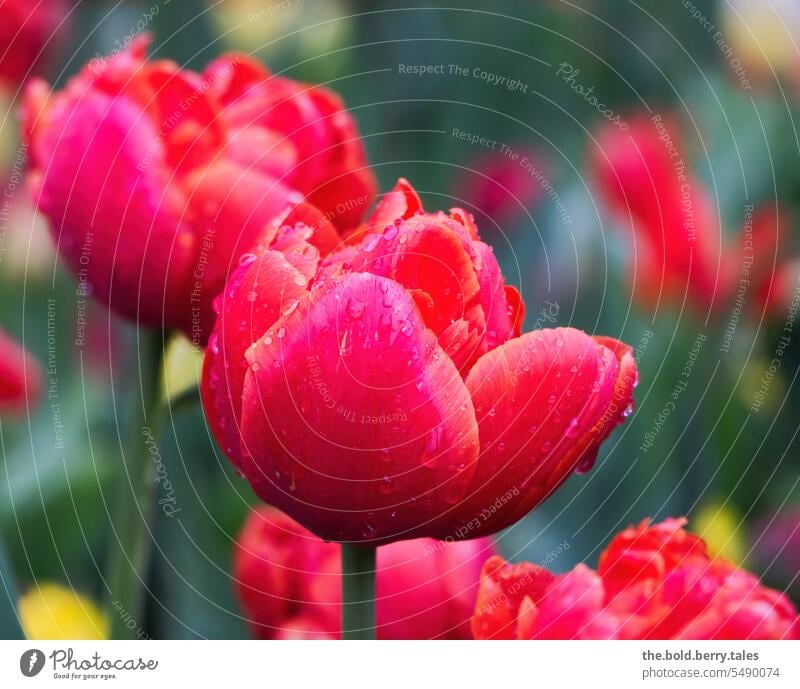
742;208;799;320
0;0;69;88
234;505;494;639
453;147;544;226
24;36;375;341
0;327;42;414
202;178;638;544
591;116;729;312
472;518;800;640
721;0;800;84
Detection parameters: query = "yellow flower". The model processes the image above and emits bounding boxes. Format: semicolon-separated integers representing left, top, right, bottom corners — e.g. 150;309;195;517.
160;333;203;404
207;0;352;58
693;502;747;566
722;0;800;79
19;583;108;640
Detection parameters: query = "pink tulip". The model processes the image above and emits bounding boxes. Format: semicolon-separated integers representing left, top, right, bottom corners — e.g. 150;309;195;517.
235;505;495;639
24;36;375;342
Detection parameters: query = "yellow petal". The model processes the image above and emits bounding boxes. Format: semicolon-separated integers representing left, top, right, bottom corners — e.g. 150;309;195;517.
19;583;108;640
693;502;747;566
161;333;203;403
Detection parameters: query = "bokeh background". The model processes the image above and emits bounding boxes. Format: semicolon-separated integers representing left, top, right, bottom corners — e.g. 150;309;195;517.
2;0;800;638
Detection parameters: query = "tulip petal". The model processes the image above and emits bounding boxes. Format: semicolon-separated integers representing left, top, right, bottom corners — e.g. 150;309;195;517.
238;272;479;543
31;89;195;328
363;177;422;231
471;555;554;640
202;249;314;469
522;565;618;640
203;53;272;105
183;159;301;337
443;329;636;537
0;329;42;414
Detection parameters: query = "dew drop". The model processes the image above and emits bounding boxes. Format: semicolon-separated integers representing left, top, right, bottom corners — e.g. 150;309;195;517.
362;234;380;252
239;252;257;267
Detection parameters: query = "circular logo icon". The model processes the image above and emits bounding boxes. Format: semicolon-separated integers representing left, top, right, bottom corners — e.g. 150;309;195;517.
20;649;45;677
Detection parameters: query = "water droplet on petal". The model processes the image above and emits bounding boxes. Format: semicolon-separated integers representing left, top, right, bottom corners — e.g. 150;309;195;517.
362;234;380;252
282;299;300;316
239;252;257;267
346;298;366;320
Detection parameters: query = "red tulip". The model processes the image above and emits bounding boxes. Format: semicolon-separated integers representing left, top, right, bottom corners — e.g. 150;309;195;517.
472;518;800;640
234;505;494;639
453;147;544;225
0;0;69;88
591;116;729;312
23;36;375;342
202;178;638;544
0;327;42;414
743;208;799;320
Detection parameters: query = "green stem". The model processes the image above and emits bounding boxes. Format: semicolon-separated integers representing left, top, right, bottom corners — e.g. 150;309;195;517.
341;544;377;640
106;329;166;640
0;534;23;639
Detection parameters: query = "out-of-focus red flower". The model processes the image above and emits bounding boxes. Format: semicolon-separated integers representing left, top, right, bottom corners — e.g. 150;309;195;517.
202;178;638;544
453;148;543;225
23;36;375;342
472;518;800;640
591;116;729;312
0;0;69;88
741;208;799;320
0;327;42;414
234;505;494;639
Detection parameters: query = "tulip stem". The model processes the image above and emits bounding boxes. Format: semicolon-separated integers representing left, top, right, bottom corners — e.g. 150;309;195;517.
341;543;377;640
106;329;166;640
